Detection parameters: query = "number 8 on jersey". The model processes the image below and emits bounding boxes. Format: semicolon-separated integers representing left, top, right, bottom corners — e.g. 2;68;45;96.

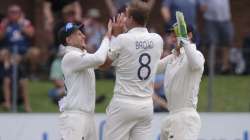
137;53;151;80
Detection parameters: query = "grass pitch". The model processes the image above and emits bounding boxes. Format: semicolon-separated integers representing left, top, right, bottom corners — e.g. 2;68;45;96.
1;75;250;112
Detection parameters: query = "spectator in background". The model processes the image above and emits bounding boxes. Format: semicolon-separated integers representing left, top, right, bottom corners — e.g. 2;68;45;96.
105;0;132;17
0;5;40;79
48;0;82;21
0;13;5;48
0;50;7;109
43;1;54;35
25;47;41;80
2;50;31;112
161;0;200;29
200;0;234;73
161;0;200;45
242;33;250;74
0;5;34;112
105;0;155;17
84;8;106;53
48;46;65;104
0;5;34;56
53;2;82;53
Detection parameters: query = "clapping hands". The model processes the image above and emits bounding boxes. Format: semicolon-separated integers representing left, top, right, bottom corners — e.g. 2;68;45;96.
111;13;126;37
106;13;126;38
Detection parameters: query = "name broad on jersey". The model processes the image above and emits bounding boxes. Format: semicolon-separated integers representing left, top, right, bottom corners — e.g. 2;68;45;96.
136;40;154;49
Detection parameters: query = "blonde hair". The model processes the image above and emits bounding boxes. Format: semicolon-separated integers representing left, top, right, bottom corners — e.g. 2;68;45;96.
127;0;155;25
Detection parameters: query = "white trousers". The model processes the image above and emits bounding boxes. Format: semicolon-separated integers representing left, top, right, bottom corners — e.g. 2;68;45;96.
104;97;153;140
160;108;201;140
59;111;97;140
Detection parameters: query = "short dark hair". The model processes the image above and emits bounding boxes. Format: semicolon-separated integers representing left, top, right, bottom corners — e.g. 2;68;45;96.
127;0;152;26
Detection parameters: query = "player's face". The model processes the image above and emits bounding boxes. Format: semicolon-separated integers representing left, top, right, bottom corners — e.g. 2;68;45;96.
171;32;179;49
165;32;177;47
67;30;86;49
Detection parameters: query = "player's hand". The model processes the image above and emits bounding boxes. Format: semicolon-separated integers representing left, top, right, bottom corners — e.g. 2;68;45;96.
112;13;126;37
177;37;190;48
105;19;113;39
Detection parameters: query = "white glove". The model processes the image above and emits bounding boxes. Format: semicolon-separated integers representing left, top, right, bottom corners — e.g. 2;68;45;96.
177;37;190;48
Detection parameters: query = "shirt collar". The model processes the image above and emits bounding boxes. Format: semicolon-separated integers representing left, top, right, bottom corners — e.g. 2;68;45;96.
128;27;148;33
65;46;86;53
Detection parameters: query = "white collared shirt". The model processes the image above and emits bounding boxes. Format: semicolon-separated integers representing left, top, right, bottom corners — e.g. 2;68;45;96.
59;37;110;113
108;27;163;99
157;42;205;112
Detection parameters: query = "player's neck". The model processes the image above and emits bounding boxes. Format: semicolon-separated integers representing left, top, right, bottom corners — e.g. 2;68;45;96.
70;45;84;51
129;23;145;29
176;48;181;56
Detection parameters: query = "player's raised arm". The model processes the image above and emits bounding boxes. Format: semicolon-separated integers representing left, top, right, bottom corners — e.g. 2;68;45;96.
99;13;126;70
63;37;110;72
61;21;112;72
179;38;205;71
175;11;204;71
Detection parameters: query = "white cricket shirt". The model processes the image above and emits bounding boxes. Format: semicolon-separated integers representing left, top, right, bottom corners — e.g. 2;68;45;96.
108;27;163;99
59;37;110;113
157;41;205;112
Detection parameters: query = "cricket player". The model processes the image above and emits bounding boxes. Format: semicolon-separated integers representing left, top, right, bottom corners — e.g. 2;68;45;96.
158;20;205;139
57;21;112;140
101;0;163;140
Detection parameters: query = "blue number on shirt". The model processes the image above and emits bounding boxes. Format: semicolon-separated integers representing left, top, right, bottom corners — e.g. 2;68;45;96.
137;53;151;80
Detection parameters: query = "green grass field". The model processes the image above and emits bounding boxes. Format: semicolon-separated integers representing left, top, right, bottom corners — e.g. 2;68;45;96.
1;75;250;112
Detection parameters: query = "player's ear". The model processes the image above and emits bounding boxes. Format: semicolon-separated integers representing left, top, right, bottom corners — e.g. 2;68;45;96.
66;36;71;45
188;32;193;40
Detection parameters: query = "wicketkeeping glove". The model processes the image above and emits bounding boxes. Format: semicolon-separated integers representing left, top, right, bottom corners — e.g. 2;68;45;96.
174;11;190;47
175;11;188;38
